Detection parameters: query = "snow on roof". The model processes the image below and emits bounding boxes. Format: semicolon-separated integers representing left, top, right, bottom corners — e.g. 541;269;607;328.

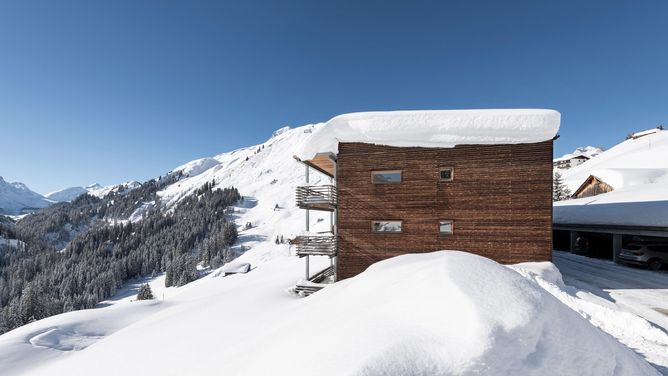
295;109;560;161
560;129;668;193
630;127;662;139
554;183;668;227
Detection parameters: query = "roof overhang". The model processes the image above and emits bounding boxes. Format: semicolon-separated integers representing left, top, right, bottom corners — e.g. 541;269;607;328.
293;152;336;177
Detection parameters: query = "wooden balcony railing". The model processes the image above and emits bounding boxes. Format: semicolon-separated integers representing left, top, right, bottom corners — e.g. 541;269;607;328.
293;235;338;257
296;185;337;211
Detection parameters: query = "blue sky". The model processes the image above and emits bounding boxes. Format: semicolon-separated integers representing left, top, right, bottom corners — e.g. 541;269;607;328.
1;1;667;194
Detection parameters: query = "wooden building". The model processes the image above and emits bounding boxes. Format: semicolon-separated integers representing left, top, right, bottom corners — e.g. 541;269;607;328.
293;109;559;293
571;175;614;199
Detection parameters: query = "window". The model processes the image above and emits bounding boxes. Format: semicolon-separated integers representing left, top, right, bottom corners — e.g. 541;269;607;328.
372;170;402;184
439;167;454;182
372;220;402;233
439;220;454;234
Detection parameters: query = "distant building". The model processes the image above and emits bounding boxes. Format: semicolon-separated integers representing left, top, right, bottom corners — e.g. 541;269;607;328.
292;109;560;294
626;126;664;140
553;154;590;169
571;175;614;199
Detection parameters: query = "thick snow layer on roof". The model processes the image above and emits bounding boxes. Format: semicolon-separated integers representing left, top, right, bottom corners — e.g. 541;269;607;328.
295;109;560;160
554;183;668;227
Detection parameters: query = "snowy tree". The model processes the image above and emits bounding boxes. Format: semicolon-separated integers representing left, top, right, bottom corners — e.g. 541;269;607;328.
553;172;572;201
136;284;154;300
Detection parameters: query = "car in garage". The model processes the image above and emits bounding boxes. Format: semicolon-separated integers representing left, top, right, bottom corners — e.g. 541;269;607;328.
619;241;668;270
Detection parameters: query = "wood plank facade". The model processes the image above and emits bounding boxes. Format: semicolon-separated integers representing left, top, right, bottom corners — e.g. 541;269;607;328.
335;141;554;279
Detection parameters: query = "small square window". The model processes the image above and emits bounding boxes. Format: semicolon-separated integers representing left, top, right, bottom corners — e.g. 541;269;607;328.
372;170;402;184
439;167;454;182
372;220;402;233
439;220;454;234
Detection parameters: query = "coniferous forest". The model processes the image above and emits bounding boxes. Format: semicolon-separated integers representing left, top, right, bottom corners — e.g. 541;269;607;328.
0;177;240;334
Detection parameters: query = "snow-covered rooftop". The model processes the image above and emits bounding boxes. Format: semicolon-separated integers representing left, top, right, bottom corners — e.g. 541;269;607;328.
295;109;561;161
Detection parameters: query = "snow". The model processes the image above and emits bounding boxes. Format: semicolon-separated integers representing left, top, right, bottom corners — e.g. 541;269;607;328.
560;129;668;193
554;183;668;226
45;186;88;202
1;124;664;375
0;176;54;215
0;251;660;375
554;129;668;226
544;251;668;372
295;109;560;161
85;181;140;198
172;157;221;177
221;262;251;274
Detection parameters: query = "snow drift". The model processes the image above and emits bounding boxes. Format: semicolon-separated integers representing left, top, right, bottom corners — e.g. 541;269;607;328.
296;109;560;161
241;251;656;376
4;251;658;376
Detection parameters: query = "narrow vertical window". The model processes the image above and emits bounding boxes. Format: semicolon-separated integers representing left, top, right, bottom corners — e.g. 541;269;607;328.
372;170;402;184
439;167;454;182
439;220;454;234
372;220;402;233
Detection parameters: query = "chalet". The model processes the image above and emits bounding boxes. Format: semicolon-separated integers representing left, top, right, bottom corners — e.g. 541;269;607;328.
292;109;560;294
553;154;589;169
571;175;614;199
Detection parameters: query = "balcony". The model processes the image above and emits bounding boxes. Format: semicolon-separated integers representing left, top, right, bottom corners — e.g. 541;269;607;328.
293;235;338;257
296;185;337;211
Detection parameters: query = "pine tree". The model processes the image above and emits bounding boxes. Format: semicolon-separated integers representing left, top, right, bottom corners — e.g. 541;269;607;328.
553;172;572;201
136;284;154;300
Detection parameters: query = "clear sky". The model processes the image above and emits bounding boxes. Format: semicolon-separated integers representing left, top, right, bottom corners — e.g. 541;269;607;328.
1;0;667;194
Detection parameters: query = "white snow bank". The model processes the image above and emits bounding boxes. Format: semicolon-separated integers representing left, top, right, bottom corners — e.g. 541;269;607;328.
511;262;668;371
2;251;660;376
241;251;655;375
295;109;560;160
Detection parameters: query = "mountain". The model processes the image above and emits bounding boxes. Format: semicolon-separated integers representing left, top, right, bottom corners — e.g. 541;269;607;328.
0;177;54;215
46;182;142;203
45;186;88;202
553;145;604;163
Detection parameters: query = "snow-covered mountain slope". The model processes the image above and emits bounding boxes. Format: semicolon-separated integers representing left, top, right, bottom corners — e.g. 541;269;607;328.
553;145;604;162
555;130;668;226
156;124;331;248
560;130;668;192
45;186;88;202
46;182;142;202
0;177;54;215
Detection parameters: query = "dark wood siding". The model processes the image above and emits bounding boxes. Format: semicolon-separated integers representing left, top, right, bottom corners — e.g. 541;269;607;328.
336;141;554;279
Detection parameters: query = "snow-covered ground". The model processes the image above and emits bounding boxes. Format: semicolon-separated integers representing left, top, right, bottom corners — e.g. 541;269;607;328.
0;249;663;376
553;251;668;338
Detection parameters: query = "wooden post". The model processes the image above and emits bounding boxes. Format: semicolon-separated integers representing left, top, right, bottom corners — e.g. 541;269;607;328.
305;164;310;280
612;233;622;264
